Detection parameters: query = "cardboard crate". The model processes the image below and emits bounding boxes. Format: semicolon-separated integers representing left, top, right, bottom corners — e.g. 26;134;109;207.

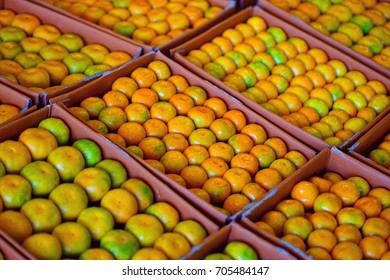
0;82;36;128
258;0;390;78
50;51;316;226
0;0;142;107
184;222;297;260
171;6;390;152
239;147;390;260
0;230;34;260
0;104;219;260
30;0;236;56
348;112;390;177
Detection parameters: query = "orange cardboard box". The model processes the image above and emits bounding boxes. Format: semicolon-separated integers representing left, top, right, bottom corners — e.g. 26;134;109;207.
30;0;236;55
184;222;297;260
171;6;390;152
0;0;142;107
239;148;390;260
0;104;219;259
0;82;36;128
258;0;390;78
348;112;390;177
50;51;316;226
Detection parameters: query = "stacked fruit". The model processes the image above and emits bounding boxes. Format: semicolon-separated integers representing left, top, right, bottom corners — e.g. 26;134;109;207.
0;9;132;91
0;117;209;260
0;102;20;125
267;0;390;69
254;171;390;260
368;132;390;169
183;14;390;146
46;0;224;47
204;240;258;260
67;59;310;216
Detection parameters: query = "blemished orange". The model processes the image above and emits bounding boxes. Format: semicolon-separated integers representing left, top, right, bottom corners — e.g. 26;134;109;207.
254;168;283;191
313;192;343;216
309;210;338;231
179;165;208;189
354;196;382;218
290;181;319;210
260;210;287;237
202;177;231;204
222;193;251;215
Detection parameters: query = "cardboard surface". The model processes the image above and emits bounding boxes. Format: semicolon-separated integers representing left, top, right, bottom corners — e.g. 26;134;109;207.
184;222;297;260
0;104;219;260
30;0;236;56
171;6;390;152
0;82;36;128
0;230;33;260
51;51;316;226
349;112;390;177
259;0;390;78
239;148;390;260
1;0;143;107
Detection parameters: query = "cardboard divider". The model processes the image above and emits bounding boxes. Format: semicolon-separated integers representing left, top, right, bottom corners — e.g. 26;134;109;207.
184;222;297;260
239;147;390;260
30;0;236;56
0;104;219;259
171;6;390;153
258;0;390;78
0;82;36;128
348;112;390;177
50;50;316;226
0;230;34;260
1;0;143;107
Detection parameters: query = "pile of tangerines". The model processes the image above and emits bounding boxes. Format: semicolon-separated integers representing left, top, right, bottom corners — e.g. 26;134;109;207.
67;59;310;216
47;0;224;47
268;0;390;69
184;14;390;146
369;132;390;169
0;117;214;260
0;9;132;91
255;171;390;260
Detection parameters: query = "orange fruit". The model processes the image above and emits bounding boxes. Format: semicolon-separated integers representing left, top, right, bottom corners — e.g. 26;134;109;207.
202;177;231;204
138;136;166;160
241;182;267;202
183;145;209;165
162;132;189;152
153;232;191;260
0;210;33;243
354;196;382;218
230;153;259;177
201;157;229;178
260;210;287;237
309;210;338;231
124;103;150;124
179;165;208;189
169;93;195;115
99;229;139;260
160;150;188;174
283;216;313;241
131;67;157;88
269;158;297;179
359;235;389;260
369;187;390;209
329;180;361;207
131;88;159;109
332;241;364;260
222;167;252;194
276;199;305;218
188;128;217;148
307;228;337;252
254;168;283;191
167;115;195;138
250;144;277;169
290;181;319;210
188;188;211;203
166;174;186;187
305;247;332;260
125;213;164;247
208;142;235;163
254;221;276;236
209;118;236;142
313;192;343;215
151;80;177;101
222;193;251;215
145;201;180;232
